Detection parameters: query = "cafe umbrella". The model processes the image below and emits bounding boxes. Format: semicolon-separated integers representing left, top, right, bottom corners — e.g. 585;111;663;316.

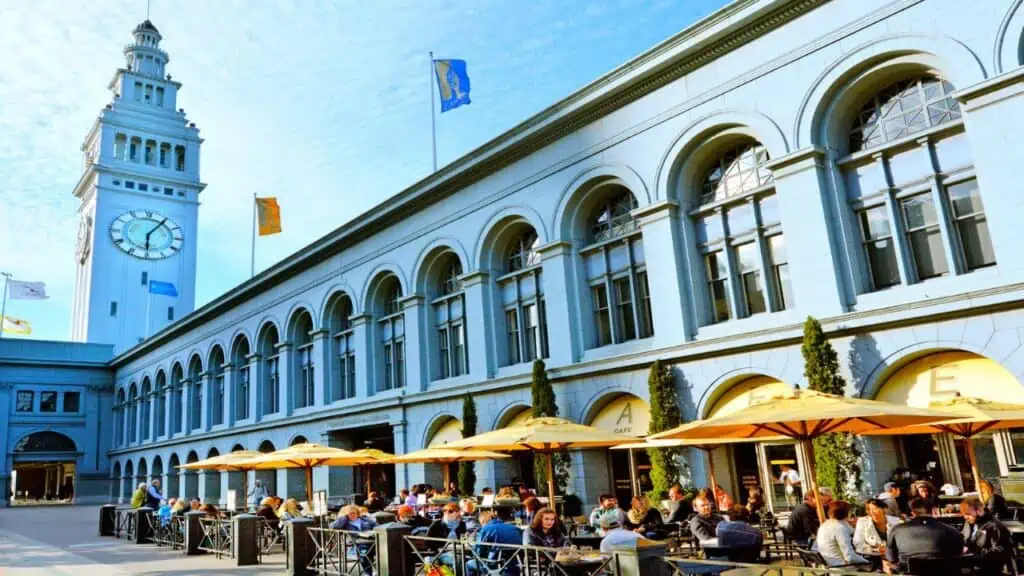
443;416;638;506
649;389;956;521
177;450;263;510
349;448;395;496
234;443;368;506
386;447;510;492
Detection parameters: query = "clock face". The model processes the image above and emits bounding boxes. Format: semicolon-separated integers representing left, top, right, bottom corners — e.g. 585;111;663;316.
110;210;184;260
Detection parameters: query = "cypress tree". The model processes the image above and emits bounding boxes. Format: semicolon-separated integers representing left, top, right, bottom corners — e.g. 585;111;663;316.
646;360;682;500
458;394;477;496
531;359;570;492
801;316;862;500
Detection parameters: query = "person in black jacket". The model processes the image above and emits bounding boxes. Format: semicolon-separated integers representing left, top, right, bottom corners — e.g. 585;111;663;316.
787;488;831;547
885;497;963;574
625;495;665;539
688;495;724;542
979;480;1010;521
961;496;1013;576
666;484;689;524
426;502;467;541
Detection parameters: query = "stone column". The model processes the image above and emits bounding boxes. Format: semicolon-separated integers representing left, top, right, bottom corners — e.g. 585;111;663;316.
956;69;1024;283
459;271;493;379
765;148;849;316
164;387;174;439
538;241;580;366
399;295;425;392
349;314;372;399
392;421;408;490
199;371;211;431
222;364;235;427
181;379;192;436
246;353;261;422
635;200;692;345
310;330;329;406
276;343;293;417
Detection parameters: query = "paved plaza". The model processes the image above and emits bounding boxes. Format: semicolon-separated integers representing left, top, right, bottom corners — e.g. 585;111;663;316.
0;505;285;575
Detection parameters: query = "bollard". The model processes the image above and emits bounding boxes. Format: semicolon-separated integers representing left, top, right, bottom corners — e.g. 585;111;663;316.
286;517;314;576
135;507;154;544
184;511;207;555
99;504;117;536
375;522;413;576
611;539;671;576
233;514;259;566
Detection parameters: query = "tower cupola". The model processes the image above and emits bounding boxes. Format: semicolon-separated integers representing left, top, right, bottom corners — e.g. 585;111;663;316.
125;20;168;78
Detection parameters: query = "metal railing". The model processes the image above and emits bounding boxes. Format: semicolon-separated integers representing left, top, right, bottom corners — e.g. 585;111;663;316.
147;513;185;550
404;535;615;576
663;557;884;576
307;527;381;576
114;507;136;541
198;516;234;558
257;517;285;555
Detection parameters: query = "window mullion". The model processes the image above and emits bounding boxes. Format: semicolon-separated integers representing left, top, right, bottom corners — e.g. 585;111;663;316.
602;246;619;343
624;239;642;337
719;209;743;318
919;140;963;275
753;201;780;312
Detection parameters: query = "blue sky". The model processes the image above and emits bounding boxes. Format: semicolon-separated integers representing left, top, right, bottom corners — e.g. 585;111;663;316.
0;0;728;342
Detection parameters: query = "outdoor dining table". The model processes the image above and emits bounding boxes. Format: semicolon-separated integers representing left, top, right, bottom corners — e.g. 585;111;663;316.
556;552;609;576
569;535;603;549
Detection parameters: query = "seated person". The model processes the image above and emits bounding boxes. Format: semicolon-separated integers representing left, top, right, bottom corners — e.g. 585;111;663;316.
426;502;467;540
199;503;221;518
396;504;431;529
624;495;664;539
331;504;378;532
884;497;963;575
365;491;386;513
666;484;689;525
255;497;280;530
979;480;1010;521
525;507;566;548
854;498;899;555
713;513;764;563
157;499;173;527
600;516;645;553
787;488;831;547
277;497;302;521
461;499;481;533
687;495;725;543
589;494;625;532
815;501;869;568
189;497;202;512
170;498;188;517
469;507;523;576
961;495;1013;576
745;487;766;525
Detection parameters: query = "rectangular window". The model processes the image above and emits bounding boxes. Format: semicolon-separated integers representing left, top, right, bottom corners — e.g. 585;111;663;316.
859;206;901;290
144;84;153;102
112;179;122;186
266;357;279;414
63;391;81;413
614;277;636;341
110;301;118;317
164;187;173;196
40;391;57;413
346;352;356;399
506;310;521;365
141;271;148;285
167;306;174;321
947;179;995;271
134;81;142;101
16;391;33;412
705;251;731;323
159;144;170;168
767;235;793;310
383;345;393;390
128;143;138;162
524;304;538;362
175;146;186;171
138;183;148;191
735;243;766;316
394;341;405;389
155;86;165;106
437;330;450;379
636;272;653;338
453;324;466;376
901;194;948;280
592;284;612;347
125;181;135;189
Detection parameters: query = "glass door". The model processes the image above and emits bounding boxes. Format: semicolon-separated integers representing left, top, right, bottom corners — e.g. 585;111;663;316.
759;442;805;513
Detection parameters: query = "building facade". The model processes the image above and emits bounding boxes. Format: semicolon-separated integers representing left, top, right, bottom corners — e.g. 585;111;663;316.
81;0;1024;512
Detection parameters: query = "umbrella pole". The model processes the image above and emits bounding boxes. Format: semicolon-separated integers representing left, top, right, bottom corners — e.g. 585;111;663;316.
801;439;826;523
705;448;721;512
242;471;249;512
966;438;982;493
365;465;371;496
306;467;313;510
546;452;556;508
444;463;450;491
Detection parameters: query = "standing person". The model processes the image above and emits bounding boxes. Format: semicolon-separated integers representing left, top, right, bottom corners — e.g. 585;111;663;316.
877;482;904;517
854;499;899;556
884;497;963;575
745;486;765;524
787;488;831;547
815;501;869;568
249;479;268;511
145;479;163;510
778;464;801;506
525;507;566;547
961;495;1013;576
130;483;147;508
978;480;1010;520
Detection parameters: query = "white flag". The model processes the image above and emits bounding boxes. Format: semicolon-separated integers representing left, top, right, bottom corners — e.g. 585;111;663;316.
8;280;48;300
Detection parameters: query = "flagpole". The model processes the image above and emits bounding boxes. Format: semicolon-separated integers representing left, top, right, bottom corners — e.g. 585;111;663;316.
0;272;10;340
250;192;257;278
429;51;437;173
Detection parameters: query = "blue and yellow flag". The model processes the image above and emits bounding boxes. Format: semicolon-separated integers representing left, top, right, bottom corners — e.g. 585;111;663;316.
433;59;471;113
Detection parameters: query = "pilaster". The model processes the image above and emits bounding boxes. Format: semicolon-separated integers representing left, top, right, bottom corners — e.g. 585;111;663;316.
275;343;293;417
459;271;493;379
538;241;580;366
222;364;235;427
399;295;425;393
349;314;372;399
634;200;692;345
310;329;329;407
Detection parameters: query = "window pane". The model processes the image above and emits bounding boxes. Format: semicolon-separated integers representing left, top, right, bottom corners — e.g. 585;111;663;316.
592;285;612;346
438;330;450;379
727;203;754;235
948;179;985;218
637;272;653;338
710;280;731;323
735;243;759;273
901;195;938;230
742;272;767;315
40;392;57;412
524;304;538;362
866;239;901;289
758;195;780;227
16;391;33;412
860;206;891;240
909;228;948;279
614;277;636;342
506;310;521;365
696;215;724;245
958;217;996;270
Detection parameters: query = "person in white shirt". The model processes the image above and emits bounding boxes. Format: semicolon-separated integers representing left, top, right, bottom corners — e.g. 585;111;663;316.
778;464;801;506
815;501;870;569
853;498;899;555
599;516;644;553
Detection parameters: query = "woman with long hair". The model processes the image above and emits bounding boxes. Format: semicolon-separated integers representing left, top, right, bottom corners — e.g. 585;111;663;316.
625;495;665;539
525;507;565;547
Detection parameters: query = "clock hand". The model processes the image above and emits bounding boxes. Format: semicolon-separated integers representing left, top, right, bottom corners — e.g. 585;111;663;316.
145;218;168;250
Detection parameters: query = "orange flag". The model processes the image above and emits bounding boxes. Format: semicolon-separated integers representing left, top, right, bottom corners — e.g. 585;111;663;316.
255;197;281;236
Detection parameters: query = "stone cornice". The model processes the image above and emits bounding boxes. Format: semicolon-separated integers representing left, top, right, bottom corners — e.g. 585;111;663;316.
110;0;828;368
954;67;1024;111
632;200;679;222
764;146;826;177
458;271;489;288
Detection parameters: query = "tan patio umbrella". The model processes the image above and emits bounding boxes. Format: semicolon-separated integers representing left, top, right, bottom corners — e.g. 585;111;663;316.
349;448;394;496
234;443;366;506
386;447;510;492
178;450;263;510
649;389;956;521
443;416;638;506
613;435;786;511
860;395;1024;491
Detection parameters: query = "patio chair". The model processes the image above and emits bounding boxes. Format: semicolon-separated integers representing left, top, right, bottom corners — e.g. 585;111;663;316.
795;547;828;569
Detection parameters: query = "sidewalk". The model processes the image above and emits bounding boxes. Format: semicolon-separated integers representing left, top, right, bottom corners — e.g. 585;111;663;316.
0;505;286;575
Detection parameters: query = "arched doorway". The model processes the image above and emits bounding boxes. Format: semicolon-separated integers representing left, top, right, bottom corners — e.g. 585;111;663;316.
11;431;80;505
184;451;199;499
873;350;1024;491
702;376;795;512
287;436;308;501
227;444;246;510
152;456;164;491
123;460;135;503
167;454;181;499
587;394;651;507
256;440;277;497
137;458;149;486
204;448;221;503
494;407;535;490
111;461;122;501
425;417;463;490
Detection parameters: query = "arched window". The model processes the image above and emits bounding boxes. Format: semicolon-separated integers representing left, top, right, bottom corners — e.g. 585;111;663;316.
502;229;547;365
376;277;405;392
187;356;203;431
258;324;281;415
140;377;152;441
692;139;790;324
170;363;184;434
14;431;77;452
582;186;652;347
290;311;315;409
232;336;251;421
155;370;167;438
325;293;356;402
842;74;994;292
432;256;467;380
209;346;225;426
128;383;139;443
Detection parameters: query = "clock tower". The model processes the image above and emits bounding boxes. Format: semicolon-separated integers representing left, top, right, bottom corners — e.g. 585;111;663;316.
71;20;204;354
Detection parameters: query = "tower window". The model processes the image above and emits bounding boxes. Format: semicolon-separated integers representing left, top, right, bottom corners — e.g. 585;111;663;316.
144;84;153;102
156;87;165;107
167;306;174;321
125;181;135;189
141;272;148;285
164;187;173;196
175;146;186;171
112;179;121;186
110;301;118;317
138;183;148;192
134;82;142;102
159;143;170;168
